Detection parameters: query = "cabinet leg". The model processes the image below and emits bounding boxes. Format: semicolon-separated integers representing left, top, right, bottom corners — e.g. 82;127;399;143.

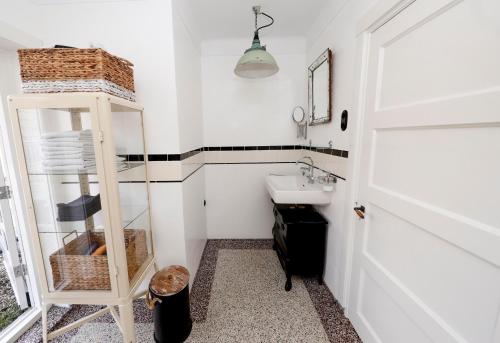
119;302;136;343
318;276;324;285
285;275;292;292
42;302;49;343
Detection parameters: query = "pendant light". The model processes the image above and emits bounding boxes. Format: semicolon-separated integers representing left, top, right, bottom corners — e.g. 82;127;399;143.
234;6;279;79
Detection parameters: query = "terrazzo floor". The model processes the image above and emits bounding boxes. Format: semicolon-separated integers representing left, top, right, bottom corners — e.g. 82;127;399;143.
16;240;361;342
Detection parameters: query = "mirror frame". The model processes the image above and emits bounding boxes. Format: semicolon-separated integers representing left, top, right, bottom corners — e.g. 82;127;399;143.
308;48;333;125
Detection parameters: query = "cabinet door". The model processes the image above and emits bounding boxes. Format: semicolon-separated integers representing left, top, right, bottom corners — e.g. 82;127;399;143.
14;105;115;293
105;101;153;289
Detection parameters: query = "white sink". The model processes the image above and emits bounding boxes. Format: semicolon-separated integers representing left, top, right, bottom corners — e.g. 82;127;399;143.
265;174;332;205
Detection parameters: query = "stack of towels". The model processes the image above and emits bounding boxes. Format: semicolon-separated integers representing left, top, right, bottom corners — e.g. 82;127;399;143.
41;130;126;172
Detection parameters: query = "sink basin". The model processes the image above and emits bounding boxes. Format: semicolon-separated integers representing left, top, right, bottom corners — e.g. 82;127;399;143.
265;174;332;205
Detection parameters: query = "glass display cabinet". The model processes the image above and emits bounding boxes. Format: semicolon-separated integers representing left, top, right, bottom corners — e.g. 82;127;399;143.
7;92;156;343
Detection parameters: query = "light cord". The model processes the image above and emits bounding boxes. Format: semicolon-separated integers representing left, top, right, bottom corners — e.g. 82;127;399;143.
255;11;275;34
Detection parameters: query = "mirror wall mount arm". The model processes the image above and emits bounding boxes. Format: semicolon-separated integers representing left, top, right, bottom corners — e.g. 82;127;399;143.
291;106;308;139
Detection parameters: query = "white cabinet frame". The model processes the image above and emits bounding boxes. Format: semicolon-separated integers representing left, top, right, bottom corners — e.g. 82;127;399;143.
8;92;157;343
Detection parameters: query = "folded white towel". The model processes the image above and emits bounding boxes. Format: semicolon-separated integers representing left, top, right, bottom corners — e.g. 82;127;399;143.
43;165;97;172
41;141;93;148
41;130;92;139
42;137;93;143
43;153;84;160
41;146;94;153
41;146;82;152
43;149;81;155
42;159;96;167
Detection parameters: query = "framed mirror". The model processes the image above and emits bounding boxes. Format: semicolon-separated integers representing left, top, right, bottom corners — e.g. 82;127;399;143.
308;48;332;125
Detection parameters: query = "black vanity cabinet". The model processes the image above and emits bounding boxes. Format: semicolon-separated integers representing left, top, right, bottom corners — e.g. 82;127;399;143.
272;204;328;291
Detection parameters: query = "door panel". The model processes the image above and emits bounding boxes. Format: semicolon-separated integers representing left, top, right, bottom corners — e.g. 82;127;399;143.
365;205;500;341
372;126;500;227
359;271;433;343
350;0;500;342
379;0;500;108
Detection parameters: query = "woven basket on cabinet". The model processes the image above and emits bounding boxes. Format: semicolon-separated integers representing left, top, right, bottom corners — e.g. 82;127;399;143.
49;229;147;291
18;48;135;101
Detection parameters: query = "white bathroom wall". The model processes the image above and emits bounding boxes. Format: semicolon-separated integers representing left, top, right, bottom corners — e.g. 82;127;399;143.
201;37;307;146
172;1;204;153
0;0;180;155
306;0;377;305
306;0;377;152
200;36;307;239
0;0;193;277
171;0;207;278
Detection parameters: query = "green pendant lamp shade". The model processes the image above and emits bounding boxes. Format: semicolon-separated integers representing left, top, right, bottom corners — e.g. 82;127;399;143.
234;7;279;79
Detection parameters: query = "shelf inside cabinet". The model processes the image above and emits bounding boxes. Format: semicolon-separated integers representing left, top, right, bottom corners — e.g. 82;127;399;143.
37;205;148;234
27;161;144;176
122;207;149;230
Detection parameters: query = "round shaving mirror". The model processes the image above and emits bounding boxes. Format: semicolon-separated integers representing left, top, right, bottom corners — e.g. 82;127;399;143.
292;106;305;123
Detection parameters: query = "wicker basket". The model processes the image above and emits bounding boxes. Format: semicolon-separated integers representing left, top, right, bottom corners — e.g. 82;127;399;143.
18;48;135;101
49;229;147;291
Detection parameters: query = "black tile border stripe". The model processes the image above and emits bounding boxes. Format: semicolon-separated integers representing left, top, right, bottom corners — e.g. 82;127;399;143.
190;239;362;343
146;145;349;162
118;154;145;162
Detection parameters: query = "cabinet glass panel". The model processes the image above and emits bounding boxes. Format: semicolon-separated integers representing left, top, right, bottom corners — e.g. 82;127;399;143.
17;107;111;292
110;104;152;284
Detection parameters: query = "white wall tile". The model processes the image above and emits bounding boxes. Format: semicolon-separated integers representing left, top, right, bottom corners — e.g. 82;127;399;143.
148;161;182;182
181;153;204;179
204;163;298;239
149;183;186;269
182;166;207;282
314;179;347;297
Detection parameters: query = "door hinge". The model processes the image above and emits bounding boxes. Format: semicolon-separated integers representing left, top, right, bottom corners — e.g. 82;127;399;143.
0;186;11;200
14;264;27;278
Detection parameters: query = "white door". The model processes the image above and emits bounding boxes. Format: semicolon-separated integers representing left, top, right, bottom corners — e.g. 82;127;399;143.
0;102;29;310
349;0;500;342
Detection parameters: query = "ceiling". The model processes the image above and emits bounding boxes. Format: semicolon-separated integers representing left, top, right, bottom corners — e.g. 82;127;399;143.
179;0;330;40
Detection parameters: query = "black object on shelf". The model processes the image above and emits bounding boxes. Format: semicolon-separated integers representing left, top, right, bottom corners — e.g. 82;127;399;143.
272;203;328;292
57;194;101;222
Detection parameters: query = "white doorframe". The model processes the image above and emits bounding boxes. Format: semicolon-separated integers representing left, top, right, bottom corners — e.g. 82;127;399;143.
0;135;29;309
341;0;417;315
0;19;43;343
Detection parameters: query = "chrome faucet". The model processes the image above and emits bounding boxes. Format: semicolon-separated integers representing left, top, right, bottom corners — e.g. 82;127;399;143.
296;156;315;183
